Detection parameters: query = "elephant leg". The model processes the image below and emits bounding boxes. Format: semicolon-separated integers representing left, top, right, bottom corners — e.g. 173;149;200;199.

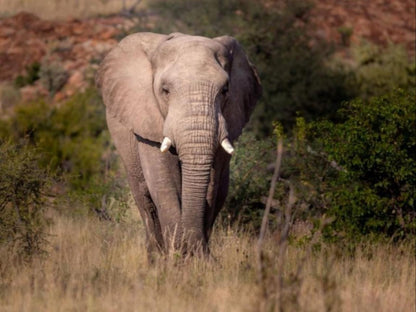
213;164;230;225
106;112;164;254
127;174;164;255
205;151;231;240
137;142;182;251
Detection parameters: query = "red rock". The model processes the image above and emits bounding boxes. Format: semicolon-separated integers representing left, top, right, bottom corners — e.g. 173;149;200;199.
0;11;126;82
13;12;41;28
67;70;84;88
0;27;15;37
99;28;118;40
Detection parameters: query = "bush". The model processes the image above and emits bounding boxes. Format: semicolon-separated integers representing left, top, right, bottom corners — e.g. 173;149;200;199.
6;89;106;182
337;26;353;46
224;131;274;228
313;88;416;238
351;42;415;99
0;142;50;258
0;83;21;111
0;89;128;219
39;58;68;96
14;61;41;88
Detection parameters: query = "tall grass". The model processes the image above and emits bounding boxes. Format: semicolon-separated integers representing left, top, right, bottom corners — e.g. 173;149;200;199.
0;206;413;312
0;0;146;19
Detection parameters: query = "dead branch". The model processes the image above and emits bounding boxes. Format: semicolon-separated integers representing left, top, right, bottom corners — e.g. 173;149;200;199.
256;137;283;309
258;138;283;246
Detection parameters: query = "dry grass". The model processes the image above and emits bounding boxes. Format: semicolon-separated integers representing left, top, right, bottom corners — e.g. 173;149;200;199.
0;0;147;20
0;207;414;312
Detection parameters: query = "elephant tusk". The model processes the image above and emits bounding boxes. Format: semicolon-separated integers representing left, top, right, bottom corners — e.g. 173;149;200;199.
160;137;172;153
221;138;234;155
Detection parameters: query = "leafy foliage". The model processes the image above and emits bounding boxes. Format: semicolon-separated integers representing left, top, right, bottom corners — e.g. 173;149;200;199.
351;42;415;99
337;26;353;46
314;88;416;238
0;83;21;111
0;89;128;219
0;142;50;258
39;58;68;96
14;62;41;88
224;131;274;228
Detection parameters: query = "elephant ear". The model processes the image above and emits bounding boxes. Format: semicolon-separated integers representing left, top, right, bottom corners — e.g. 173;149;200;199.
214;36;262;141
96;32;167;142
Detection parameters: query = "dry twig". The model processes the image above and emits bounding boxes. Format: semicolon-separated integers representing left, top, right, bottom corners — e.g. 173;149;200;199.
256;137;283;310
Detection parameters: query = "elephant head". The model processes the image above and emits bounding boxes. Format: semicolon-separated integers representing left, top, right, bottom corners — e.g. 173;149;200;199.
96;32;261;253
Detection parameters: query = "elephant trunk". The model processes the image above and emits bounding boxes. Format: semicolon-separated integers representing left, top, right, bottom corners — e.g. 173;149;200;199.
180;158;212;253
175;82;218;254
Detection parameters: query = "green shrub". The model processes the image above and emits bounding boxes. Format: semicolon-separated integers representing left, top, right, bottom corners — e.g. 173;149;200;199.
276;118;337;219
14;61;41;88
313;88;416;238
224;118;337;235
0;89;128;219
337;26;353;46
0;141;50;259
39;58;68;96
224;131;274;228
6;89;105;181
351;42;415;98
0;83;21;111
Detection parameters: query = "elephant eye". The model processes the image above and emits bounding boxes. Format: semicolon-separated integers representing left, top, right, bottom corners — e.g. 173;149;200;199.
162;86;170;95
221;84;229;95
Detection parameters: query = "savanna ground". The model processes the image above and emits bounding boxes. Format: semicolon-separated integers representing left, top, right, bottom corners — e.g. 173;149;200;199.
1;207;414;312
0;1;415;311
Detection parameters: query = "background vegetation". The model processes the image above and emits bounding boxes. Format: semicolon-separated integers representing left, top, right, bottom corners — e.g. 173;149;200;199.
0;0;415;311
0;0;146;19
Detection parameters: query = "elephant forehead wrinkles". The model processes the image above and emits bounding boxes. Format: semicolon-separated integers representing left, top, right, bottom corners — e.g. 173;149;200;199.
167;59;229;92
172;50;221;74
155;39;228;72
173;81;221;109
162;35;226;55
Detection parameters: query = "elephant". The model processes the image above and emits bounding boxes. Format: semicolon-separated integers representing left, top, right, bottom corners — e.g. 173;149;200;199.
96;32;261;256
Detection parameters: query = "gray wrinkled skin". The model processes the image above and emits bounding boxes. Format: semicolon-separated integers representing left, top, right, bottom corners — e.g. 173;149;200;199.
96;32;261;257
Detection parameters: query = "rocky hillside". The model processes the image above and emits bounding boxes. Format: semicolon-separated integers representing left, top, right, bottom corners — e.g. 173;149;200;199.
310;0;415;54
0;12;133;102
0;0;414;103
